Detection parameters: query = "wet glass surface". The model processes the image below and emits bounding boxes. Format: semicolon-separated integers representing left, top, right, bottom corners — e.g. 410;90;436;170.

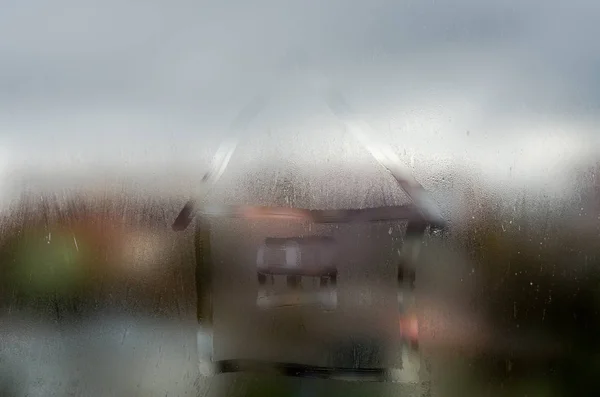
2;1;600;396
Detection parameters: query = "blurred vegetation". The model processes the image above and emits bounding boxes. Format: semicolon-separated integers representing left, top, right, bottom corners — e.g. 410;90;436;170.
451;163;600;397
0;191;194;319
1;164;599;396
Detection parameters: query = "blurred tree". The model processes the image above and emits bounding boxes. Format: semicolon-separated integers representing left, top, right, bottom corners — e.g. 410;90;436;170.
455;162;600;396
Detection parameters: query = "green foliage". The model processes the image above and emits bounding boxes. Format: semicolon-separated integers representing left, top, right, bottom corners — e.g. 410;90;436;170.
0;227;97;306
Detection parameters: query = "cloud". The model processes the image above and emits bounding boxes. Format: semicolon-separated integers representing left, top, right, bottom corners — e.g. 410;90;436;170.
0;0;598;184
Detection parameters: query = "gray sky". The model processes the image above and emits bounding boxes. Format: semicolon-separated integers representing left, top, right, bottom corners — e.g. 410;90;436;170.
1;0;599;193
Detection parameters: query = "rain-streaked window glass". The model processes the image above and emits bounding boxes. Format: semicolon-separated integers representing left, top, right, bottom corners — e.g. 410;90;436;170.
1;1;599;396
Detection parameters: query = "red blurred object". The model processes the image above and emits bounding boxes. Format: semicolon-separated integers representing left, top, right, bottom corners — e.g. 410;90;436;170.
399;315;419;343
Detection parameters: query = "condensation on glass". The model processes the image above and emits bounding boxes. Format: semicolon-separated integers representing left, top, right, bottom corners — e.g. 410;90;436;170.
171;87;445;384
